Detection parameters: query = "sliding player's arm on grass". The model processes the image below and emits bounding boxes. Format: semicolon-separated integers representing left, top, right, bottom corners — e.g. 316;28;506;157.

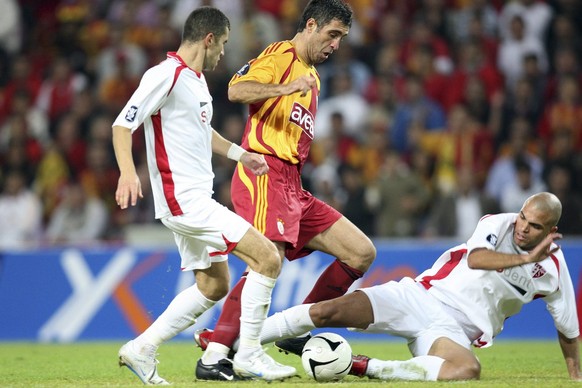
558;331;582;380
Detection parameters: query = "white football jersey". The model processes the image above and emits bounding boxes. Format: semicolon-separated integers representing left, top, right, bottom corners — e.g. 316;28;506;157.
417;213;579;347
113;52;215;219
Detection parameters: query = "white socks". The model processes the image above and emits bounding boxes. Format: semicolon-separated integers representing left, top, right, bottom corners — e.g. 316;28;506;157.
259;303;315;344
367;355;445;381
136;283;216;347
236;270;276;357
201;342;231;364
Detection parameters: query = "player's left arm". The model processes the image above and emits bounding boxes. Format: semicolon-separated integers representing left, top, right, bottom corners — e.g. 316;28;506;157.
549;254;582;381
558;330;582;380
211;129;269;176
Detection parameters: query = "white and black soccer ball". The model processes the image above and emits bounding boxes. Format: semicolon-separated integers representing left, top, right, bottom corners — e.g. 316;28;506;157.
301;332;353;382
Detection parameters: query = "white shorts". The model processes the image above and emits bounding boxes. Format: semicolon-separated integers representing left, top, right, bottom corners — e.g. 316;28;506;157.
357;277;472;356
161;196;251;271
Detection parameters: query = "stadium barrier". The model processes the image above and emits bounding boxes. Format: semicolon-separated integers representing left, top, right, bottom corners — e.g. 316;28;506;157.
1;239;581;342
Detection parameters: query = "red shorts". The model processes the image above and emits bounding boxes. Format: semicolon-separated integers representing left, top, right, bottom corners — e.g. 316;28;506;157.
231;155;341;260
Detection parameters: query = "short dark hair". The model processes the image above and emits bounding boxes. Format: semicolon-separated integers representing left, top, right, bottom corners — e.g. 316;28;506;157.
297;0;353;32
182;6;230;43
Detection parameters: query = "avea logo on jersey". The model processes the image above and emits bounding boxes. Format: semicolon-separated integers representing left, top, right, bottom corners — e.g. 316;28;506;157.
290;102;314;139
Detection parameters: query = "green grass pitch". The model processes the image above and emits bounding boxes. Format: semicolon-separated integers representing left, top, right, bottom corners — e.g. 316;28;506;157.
0;340;577;387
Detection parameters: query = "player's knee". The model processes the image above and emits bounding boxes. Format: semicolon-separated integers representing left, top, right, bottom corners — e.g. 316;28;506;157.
350;239;376;272
213;285;230;301
249;241;281;278
465;359;481;380
452;359;481;380
361;241;376;268
198;281;229;301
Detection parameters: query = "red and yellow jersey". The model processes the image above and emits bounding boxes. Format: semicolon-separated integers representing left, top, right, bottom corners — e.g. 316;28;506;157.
229;41;319;167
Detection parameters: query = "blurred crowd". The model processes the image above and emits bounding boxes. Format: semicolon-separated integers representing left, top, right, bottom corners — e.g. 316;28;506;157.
1;0;582;250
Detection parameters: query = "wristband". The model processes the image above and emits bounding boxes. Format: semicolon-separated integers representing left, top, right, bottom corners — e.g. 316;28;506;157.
227;143;246;162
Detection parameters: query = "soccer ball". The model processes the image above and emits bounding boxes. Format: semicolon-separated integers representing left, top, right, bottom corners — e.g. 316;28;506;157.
301;332;353;381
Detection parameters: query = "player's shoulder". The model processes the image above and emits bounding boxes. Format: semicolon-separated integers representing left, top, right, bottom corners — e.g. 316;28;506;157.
478;212;517;225
142;58;174;80
546;247;568;277
142;56;192;90
552;244;567;262
257;40;295;58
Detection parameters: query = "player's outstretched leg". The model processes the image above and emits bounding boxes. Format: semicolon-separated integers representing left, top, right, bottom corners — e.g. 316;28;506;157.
275;257;368;356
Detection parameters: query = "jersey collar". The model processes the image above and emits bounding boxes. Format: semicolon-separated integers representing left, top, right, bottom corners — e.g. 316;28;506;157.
167;52;202;78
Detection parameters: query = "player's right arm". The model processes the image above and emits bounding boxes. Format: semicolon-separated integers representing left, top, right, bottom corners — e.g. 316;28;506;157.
228;76;317;104
111;65;171;209
112;124;142;209
558;331;582;380
467;232;562;270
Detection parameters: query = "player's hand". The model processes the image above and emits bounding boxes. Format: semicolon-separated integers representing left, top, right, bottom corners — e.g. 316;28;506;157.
287;75;317;97
568;366;582;381
528;232;562;263
240;152;269;176
116;172;143;209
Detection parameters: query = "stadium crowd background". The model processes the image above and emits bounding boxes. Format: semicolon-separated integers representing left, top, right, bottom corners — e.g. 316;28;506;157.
1;0;582;250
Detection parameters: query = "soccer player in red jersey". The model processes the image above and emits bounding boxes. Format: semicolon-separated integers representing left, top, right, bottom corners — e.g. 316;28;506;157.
195;0;376;380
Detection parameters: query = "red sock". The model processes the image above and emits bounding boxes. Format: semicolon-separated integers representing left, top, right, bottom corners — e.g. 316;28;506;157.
302;259;364;304
210;274;247;348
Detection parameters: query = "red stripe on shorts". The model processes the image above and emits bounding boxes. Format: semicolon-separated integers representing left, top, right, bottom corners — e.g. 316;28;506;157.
209;234;238;257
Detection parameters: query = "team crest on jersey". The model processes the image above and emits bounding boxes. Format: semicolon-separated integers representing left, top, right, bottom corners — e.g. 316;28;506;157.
289;102;314;139
125;105;138;122
486;233;498;246
236;63;250;76
532;263;546;278
277;218;285;235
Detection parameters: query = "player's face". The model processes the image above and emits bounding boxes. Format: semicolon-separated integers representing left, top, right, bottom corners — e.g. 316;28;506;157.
204;28;229;71
513;203;554;251
307;19;349;64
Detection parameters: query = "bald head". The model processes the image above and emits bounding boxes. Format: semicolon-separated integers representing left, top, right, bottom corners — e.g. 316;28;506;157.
523;192;562;227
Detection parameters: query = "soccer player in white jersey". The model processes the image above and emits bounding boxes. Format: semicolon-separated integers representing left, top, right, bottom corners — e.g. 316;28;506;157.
112;6;295;384
255;192;582;381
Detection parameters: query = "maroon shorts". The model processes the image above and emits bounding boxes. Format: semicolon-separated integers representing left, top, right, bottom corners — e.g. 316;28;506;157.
231;155;341;260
